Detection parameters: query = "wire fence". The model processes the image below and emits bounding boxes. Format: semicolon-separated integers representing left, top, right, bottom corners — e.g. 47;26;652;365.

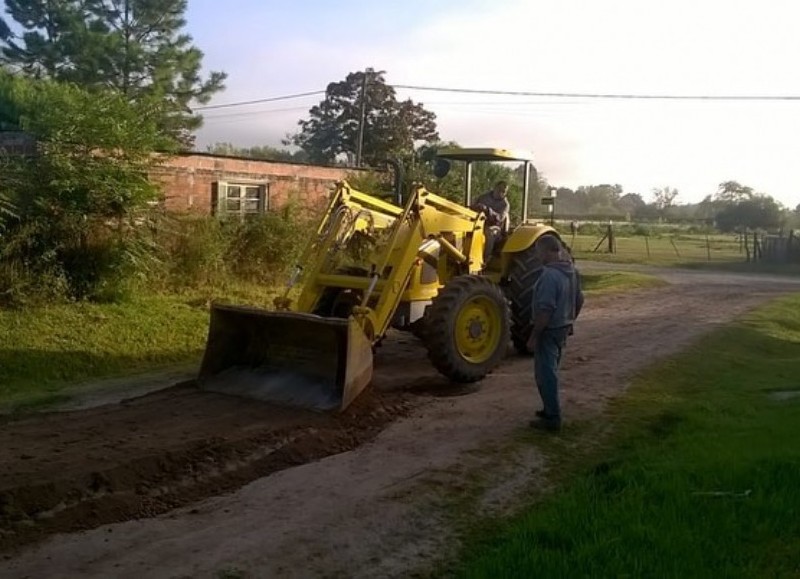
567;227;743;265
752;231;800;264
567;225;800;266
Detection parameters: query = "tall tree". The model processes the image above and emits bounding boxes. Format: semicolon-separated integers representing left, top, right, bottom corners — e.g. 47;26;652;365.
0;15;12;43
0;0;226;145
715;180;753;204
653;186;679;211
715;194;784;232
576;184;624;216
618;192;646;217
291;68;438;166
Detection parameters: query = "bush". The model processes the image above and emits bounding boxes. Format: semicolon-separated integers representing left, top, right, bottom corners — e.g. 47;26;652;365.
145;202;319;292
0;72;177;304
226;205;315;284
153;214;228;289
0;259;69;308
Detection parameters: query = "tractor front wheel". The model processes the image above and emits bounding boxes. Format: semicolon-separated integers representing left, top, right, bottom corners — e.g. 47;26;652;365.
423;275;510;382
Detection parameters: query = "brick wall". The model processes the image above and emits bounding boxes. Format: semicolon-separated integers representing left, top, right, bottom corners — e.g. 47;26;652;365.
0;131;36;155
151;153;367;214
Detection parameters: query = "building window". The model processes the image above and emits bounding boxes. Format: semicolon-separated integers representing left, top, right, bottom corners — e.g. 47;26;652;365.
214;181;268;218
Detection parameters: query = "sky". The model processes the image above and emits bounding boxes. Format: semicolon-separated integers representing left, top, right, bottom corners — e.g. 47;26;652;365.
185;0;800;207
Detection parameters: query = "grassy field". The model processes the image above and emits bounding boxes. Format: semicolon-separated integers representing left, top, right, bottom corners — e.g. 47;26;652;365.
447;293;800;578
0;271;659;411
0;283;280;411
569;233;744;266
581;271;666;294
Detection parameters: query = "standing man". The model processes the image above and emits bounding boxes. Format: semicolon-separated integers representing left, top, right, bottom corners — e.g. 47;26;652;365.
471;180;510;266
526;235;584;432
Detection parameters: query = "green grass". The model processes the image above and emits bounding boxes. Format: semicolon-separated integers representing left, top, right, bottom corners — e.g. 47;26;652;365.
0;283;280;411
581;271;666;294
683;260;800;277
447;294;800;578
0;271;659;411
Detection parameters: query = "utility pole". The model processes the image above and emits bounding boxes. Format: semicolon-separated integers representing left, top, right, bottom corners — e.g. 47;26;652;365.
355;70;369;167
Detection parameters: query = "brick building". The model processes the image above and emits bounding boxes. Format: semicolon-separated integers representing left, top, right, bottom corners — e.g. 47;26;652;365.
0;130;367;217
151;152;368;217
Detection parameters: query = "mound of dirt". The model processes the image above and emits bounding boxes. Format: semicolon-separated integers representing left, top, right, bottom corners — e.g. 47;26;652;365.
0;381;415;553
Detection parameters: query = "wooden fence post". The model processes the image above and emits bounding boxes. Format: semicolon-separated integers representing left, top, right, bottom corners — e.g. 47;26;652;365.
705;234;711;261
744;230;751;262
607;223;615;254
645;235;651;259
753;232;761;262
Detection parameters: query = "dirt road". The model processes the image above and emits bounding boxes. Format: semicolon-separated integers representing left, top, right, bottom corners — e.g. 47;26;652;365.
2;267;799;579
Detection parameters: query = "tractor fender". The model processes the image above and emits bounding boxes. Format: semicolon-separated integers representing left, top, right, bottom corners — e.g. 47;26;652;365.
500;224;560;254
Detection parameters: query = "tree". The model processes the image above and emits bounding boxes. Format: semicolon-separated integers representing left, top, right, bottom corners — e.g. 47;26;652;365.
0;16;10;42
573;184;624;218
0;0;226;145
290;69;438;166
715;181;753;204
714;194;784;232
653;186;679;211
618;192;646;216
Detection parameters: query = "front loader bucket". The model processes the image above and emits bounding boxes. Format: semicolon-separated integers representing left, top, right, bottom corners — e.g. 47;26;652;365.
198;304;373;412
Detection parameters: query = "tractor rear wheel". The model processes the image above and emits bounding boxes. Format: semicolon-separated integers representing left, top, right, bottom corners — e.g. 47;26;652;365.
506;234;558;355
423;275;510;382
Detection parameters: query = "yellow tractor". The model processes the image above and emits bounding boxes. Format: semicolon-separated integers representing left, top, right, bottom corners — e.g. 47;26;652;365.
198;148;560;411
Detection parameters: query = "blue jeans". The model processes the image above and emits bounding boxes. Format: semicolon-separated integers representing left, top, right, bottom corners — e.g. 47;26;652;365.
534;327;570;420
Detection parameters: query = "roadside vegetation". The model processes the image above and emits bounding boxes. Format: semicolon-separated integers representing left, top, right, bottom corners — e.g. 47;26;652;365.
446;293;800;578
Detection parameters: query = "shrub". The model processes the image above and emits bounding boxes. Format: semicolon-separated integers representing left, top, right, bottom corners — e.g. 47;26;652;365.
226;204;317;284
152;214;228;289
0;72;178;303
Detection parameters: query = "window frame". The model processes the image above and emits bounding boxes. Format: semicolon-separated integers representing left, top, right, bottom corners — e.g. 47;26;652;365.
213;180;270;218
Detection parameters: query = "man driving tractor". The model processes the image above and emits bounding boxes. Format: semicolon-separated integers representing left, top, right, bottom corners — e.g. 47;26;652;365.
472;180;510;266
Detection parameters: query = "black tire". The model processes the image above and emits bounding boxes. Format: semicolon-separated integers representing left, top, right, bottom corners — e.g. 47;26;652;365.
423;275;510;382
505;234;558;355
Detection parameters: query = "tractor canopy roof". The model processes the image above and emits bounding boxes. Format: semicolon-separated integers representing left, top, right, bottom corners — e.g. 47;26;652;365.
435;147;535;163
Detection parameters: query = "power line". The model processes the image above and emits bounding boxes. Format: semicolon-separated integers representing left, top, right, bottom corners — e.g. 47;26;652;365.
203;105;311;121
391;84;800;101
202;99;591;120
191;83;800;114
193;90;325;111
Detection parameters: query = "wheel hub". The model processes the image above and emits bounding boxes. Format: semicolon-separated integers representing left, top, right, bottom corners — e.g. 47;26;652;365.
468;318;484;340
455;295;502;364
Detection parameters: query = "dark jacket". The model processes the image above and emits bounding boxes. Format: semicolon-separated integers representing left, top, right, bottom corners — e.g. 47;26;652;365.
532;260;584;329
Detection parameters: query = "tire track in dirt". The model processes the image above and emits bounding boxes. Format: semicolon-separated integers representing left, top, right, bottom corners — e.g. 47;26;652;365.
3;268;799;579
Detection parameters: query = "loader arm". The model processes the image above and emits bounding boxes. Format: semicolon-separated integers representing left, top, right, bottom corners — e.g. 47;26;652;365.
294;183;486;342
